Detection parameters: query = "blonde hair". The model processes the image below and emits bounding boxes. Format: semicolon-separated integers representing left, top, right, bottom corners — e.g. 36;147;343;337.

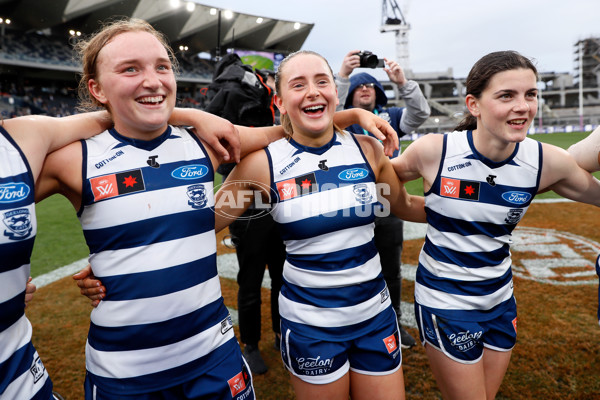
274;50;343;138
75;17;179;112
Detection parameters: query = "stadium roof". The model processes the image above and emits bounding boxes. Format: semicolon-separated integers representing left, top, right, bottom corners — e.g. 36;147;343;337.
0;0;314;56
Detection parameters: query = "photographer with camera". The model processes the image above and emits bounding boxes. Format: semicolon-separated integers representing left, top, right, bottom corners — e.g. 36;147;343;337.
335;50;430;350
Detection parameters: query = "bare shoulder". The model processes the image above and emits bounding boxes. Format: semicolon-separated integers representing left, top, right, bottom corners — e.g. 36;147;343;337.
2;117;51;162
541;141;571;161
239;148;269;174
354;133;384;160
410;132;444;149
229;148;270;188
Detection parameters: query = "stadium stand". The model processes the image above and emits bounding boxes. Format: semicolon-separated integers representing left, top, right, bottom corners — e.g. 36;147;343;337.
0;1;598;134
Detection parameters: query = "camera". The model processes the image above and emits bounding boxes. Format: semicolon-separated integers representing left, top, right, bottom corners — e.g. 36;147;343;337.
357;51;385;68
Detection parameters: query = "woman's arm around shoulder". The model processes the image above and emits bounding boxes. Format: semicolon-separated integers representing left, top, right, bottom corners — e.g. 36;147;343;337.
2;111;111;180
356;135;426;223
214;149;271;233
35;141;84;210
567;126;600;173
392;132;444;190
540;142;600;207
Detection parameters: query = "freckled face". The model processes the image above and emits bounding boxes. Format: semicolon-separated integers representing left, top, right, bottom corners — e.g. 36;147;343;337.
274;54;339;145
88;31;177;140
469;68;538;145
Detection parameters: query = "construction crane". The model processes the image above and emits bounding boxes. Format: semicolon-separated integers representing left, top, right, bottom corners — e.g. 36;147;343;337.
380;0;410;72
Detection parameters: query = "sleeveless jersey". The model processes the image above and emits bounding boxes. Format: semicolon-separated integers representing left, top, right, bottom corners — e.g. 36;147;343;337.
0;127;53;399
418;130;542;321
80;126;236;394
266;132;392;341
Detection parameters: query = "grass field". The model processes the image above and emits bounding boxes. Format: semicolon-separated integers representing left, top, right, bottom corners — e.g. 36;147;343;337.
27;131;600;399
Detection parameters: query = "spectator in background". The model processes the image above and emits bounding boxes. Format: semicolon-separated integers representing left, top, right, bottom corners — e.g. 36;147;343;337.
335;50;431;349
206;58;286;375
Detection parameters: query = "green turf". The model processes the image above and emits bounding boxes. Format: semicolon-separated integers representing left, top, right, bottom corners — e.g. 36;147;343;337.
31;195;87;277
31;131;596;276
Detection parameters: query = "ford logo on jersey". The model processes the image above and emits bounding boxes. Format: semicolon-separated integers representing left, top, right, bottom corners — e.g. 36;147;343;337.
502;191;532;204
0;183;31;203
338;168;368;181
171;165;209;180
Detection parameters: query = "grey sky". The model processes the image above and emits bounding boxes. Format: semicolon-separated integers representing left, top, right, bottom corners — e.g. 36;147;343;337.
202;0;598;79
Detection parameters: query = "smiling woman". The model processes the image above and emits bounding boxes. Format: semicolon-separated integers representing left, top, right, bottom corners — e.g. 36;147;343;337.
391;50;600;400
31;18;268;400
214;50;426;400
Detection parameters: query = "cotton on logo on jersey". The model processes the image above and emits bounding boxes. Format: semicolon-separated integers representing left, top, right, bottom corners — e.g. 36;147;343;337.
440;177;480;201
90;169;145;201
276;172;317;201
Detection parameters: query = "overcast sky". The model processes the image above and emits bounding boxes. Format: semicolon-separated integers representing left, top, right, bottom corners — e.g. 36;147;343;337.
201;0;598;80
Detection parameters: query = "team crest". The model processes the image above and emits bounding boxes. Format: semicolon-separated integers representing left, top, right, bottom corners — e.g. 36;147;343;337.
221;315;233;334
3;208;32;240
186;184;208;209
353;183;372;204
505;208;524;224
30;356;45;383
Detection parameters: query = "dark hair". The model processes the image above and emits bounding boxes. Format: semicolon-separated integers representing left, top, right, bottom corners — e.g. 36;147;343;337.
274;50;342;138
455;51;538;131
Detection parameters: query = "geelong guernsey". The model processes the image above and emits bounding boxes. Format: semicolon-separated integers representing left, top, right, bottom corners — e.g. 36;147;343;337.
267;131;393;341
80;126;235;394
0;127;52;399
418;130;541;321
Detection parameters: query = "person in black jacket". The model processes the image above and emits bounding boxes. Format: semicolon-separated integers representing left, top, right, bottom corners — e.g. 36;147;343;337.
207;54;285;375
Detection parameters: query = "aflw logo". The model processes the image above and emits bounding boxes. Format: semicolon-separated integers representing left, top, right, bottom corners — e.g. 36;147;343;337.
280;183;295;198
443;182;458;196
96;181;114;196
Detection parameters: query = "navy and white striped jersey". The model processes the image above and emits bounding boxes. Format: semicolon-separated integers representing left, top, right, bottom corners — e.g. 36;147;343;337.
0;127;53;399
267;132;393;341
80;126;236;394
417;130;542;321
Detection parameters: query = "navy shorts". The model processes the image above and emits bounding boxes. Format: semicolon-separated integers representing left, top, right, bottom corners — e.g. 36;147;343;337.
279;308;402;384
596;254;600;324
415;298;518;364
84;351;255;400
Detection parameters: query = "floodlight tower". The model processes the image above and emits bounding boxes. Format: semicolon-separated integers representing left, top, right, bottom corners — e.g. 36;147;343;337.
380;0;410;72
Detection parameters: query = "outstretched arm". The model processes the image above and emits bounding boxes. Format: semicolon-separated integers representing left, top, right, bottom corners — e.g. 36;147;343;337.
169;108;241;163
392;133;443;192
214;150;271;232
3;111;112;179
568;126;600;173
235;108;400;158
357;135;426;223
540;143;600;206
